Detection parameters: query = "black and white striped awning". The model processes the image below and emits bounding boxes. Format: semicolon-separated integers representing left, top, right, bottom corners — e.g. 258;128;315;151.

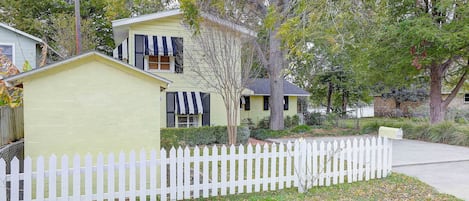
113;38;128;60
176;92;204;115
145;36;178;56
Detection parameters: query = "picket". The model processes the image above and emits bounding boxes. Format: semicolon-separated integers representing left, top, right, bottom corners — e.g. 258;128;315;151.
97;154;104;201
339;140;345;184
220;145;227;196
193;146;200;198
183;147;191;199
358;139;364;181
36;156;45;200
365;139;371;181
1;137;394;201
202;146;210;198
246;144;253;193
332;140;339;185
377;137;383;178
325;142;332;186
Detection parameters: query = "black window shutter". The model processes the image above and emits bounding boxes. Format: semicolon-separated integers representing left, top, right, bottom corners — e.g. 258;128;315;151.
245;96;250;111
202;93;210;126
263;96;269;110
284;96;289;110
166;92;176;127
173;37;184;74
134;35;145;70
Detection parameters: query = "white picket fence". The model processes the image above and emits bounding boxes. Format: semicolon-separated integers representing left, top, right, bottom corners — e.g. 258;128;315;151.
0;137;392;201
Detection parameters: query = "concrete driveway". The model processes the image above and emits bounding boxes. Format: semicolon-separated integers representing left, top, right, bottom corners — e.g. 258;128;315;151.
268;137;469;200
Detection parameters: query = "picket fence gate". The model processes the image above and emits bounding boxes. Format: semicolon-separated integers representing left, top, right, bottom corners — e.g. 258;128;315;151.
0;137;392;201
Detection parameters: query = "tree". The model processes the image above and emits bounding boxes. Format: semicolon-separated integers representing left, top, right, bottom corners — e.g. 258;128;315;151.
184;18;256;144
370;0;469;124
284;0;378;117
180;0;304;130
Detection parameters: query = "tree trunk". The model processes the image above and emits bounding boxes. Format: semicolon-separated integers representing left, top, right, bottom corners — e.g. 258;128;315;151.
429;65;446;124
326;81;333;114
269;24;285;130
341;90;347;117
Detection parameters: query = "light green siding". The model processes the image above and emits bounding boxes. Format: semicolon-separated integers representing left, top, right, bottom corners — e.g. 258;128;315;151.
125;15;238;127
240;96;299;124
23;56;162;159
0;26;39;69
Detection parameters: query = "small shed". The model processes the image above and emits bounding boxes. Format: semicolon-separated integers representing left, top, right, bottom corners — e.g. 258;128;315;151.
4;51;171;159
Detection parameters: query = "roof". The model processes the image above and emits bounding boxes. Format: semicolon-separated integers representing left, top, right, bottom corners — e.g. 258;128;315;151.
112;9;256;43
246;78;310;96
3;51;172;86
0;23;43;43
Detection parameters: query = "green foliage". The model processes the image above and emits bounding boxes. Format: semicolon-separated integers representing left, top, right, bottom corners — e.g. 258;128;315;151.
250;129;289;140
360;120;469;147
160;126;250;149
303;112;324;126
257;117;270;129
291;125;312;134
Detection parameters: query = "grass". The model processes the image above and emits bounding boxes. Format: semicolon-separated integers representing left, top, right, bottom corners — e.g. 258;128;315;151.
196;173;460;201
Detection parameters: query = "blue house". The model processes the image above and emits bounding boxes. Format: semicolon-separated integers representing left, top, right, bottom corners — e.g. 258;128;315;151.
0;23;46;70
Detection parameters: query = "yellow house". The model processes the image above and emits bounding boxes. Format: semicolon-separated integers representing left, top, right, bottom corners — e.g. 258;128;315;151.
4;51;171;159
240;78;310;124
112;9;255;128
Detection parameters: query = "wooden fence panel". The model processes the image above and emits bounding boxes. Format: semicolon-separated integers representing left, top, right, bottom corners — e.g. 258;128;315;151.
0;107;24;146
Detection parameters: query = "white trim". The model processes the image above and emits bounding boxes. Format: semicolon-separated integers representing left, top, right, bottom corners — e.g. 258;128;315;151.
112;9;256;37
112;10;182;27
0;43;15;65
0;23;42;43
3;51;172;85
145;55;175;73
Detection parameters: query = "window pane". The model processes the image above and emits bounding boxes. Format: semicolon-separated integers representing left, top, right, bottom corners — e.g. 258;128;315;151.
160;63;170;70
149;56;158;62
160;56;170;62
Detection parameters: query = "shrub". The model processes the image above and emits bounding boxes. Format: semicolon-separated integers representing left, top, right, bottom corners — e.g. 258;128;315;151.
250;129;289;140
161;126;250;149
257;117;270;129
291;125;311;134
304;112;323;126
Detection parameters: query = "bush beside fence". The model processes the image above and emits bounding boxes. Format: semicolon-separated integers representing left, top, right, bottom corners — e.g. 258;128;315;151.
161;126;250;149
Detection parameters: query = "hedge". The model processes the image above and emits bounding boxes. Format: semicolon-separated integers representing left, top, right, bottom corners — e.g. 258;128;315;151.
161;126;250;149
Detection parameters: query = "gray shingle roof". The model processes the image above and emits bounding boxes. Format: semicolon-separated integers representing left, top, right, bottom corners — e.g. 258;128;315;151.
246;78;309;96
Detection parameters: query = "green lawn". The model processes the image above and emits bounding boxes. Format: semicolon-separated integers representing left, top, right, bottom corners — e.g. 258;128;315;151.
196;173;460;201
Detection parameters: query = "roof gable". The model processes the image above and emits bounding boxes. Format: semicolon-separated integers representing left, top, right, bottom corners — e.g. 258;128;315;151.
246;78;310;96
3;51;172;86
112;9;256;42
0;23;42;43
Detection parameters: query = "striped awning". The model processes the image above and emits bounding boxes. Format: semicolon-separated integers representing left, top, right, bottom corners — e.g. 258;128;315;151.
176;92;203;115
113;38;128;60
145;36;178;56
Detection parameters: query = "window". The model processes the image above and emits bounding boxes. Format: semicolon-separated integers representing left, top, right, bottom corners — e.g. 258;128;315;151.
0;44;14;64
284;96;289;110
148;55;173;71
177;115;199;128
263;96;269;110
465;94;469;104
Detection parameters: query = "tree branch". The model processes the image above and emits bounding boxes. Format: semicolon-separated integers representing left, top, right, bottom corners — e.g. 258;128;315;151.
443;67;468;108
253;40;269;69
